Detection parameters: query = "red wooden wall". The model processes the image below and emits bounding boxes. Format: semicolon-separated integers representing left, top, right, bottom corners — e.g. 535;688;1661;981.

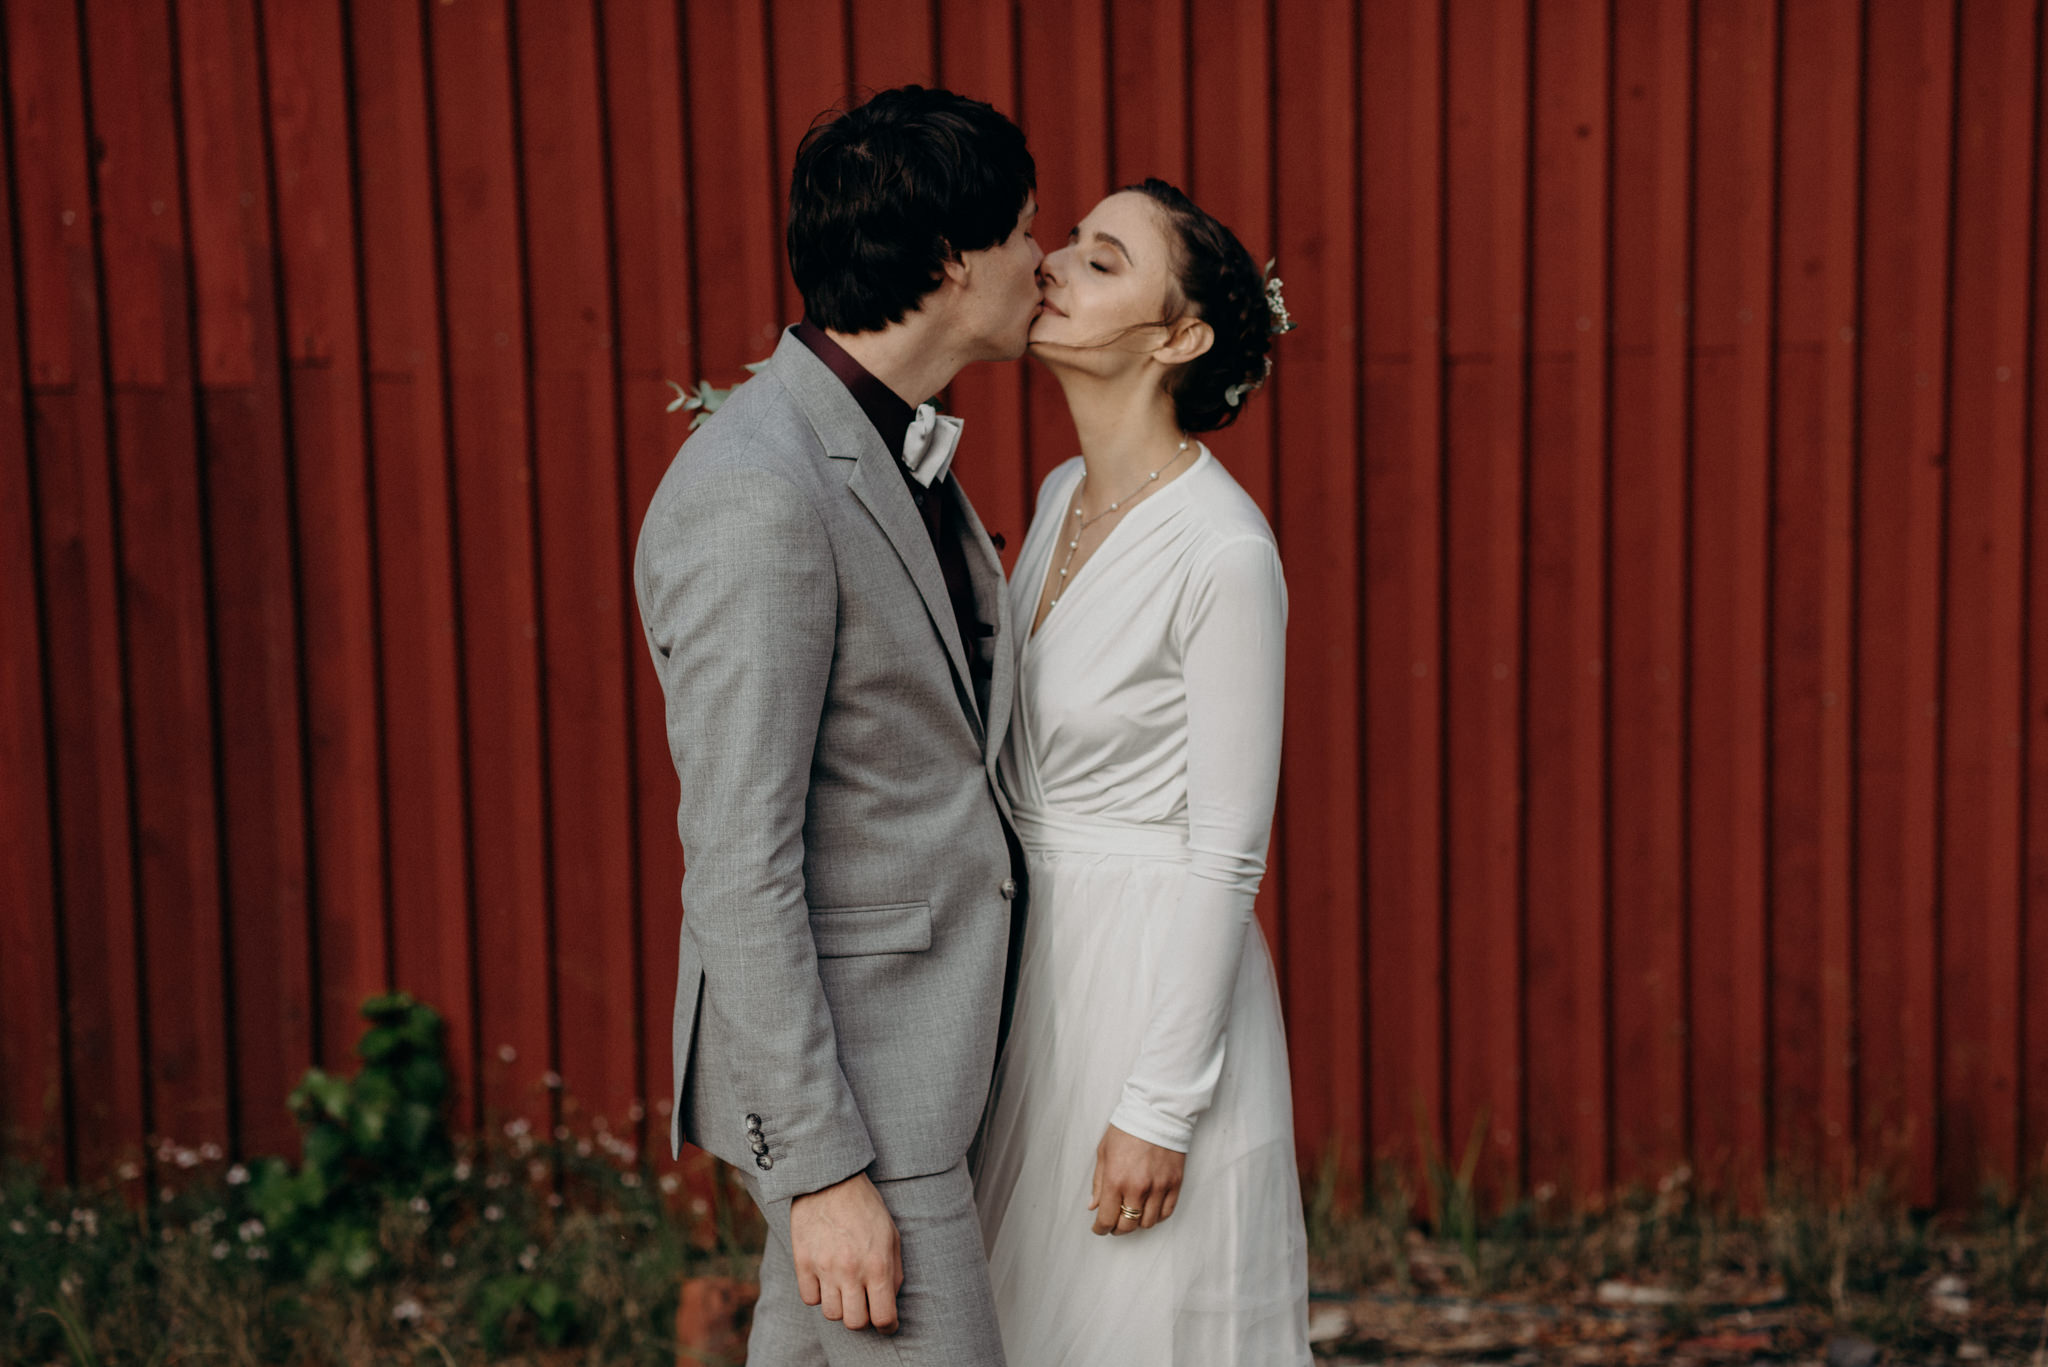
3;0;2044;1211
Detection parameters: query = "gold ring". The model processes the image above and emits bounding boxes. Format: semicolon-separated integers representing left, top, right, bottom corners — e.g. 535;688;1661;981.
1119;1204;1143;1222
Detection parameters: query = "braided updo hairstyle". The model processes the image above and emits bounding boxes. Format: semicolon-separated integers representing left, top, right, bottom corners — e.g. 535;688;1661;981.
1125;178;1277;433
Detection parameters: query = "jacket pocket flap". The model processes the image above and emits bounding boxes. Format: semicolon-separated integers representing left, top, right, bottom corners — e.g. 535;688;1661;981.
808;900;932;958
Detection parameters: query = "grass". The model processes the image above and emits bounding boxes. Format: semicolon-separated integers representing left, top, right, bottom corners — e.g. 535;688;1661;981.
0;1128;762;1366
7;1119;2043;1363
1301;1141;2048;1362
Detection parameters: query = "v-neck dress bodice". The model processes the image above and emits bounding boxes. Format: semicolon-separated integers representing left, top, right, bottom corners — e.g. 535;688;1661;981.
975;449;1311;1367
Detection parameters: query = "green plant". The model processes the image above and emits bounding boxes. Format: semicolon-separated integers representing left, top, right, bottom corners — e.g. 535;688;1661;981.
666;360;769;430
243;992;455;1283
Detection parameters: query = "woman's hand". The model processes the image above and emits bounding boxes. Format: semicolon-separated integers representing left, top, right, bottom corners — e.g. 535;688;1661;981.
1088;1123;1185;1235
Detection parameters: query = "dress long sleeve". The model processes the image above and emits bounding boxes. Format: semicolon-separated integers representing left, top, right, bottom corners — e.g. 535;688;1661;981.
1107;534;1288;1152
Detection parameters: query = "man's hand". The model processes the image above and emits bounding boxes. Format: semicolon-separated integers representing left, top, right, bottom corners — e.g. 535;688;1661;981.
790;1172;903;1333
1088;1123;1186;1235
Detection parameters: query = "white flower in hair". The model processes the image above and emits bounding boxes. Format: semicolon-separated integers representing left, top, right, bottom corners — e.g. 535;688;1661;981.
1262;258;1296;335
1223;355;1274;409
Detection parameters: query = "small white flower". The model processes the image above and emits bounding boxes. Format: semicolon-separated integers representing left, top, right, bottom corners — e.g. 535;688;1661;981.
620;1172;640;1189
528;1160;549;1184
627;1100;646;1122
173;1148;199;1169
484;1204;503;1222
392;1296;425;1325
211;1241;231;1260
498;1044;517;1064
158;1187;175;1204
547;1192;563;1208
58;1273;79;1299
45;1220;61;1234
6;1220;24;1235
452;1161;472;1181
238;1219;265;1243
518;1244;539;1271
689;1197;708;1217
485;1171;509;1190
541;1070;562;1090
116;1161;141;1182
575;1140;592;1158
71;1209;96;1237
245;1244;268;1261
440;1251;457;1269
408;1196;431;1215
658;1174;680;1195
198;1142;223;1162
554;1125;570;1141
225;1164;249;1186
503;1117;531;1139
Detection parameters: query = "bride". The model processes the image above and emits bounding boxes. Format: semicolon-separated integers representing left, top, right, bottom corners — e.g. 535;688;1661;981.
974;179;1310;1366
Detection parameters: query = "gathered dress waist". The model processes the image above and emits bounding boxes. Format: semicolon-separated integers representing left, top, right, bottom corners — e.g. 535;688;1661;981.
1008;803;1190;860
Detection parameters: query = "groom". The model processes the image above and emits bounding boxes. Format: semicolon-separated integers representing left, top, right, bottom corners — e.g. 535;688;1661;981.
634;87;1040;1364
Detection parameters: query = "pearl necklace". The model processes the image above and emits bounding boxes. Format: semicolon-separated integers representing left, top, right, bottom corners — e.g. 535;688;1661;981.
1045;436;1191;611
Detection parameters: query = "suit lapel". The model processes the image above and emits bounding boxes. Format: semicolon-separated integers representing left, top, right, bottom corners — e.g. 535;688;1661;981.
948;478;1013;772
769;333;983;740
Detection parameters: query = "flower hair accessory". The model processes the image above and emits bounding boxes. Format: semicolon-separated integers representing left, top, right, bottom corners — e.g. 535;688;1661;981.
1221;260;1293;408
1223;356;1273;409
1263;259;1296;335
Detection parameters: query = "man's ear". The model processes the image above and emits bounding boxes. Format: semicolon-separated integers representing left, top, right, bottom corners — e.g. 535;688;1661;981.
940;245;969;288
1156;317;1214;366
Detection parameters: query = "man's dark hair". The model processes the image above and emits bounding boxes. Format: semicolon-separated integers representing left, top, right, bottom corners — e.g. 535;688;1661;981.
788;86;1036;334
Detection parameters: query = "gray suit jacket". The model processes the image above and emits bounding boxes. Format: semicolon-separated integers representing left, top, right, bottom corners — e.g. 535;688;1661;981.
634;329;1021;1205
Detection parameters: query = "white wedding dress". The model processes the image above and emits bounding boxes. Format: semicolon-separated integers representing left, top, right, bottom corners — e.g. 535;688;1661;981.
974;447;1311;1366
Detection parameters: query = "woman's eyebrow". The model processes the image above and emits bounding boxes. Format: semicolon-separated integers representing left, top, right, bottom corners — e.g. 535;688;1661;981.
1092;231;1135;266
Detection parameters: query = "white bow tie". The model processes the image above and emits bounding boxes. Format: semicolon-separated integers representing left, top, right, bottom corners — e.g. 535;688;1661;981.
901;403;964;487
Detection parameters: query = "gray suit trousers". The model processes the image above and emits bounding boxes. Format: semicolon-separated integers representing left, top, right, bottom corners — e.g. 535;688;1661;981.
741;1159;1005;1366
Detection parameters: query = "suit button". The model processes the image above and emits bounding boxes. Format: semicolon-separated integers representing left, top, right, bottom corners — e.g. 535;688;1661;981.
755;1153;774;1171
744;1113;762;1128
1000;878;1017;900
750;1137;768;1155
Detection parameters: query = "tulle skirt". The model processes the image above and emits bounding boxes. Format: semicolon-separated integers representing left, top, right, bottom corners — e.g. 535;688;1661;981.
973;833;1311;1367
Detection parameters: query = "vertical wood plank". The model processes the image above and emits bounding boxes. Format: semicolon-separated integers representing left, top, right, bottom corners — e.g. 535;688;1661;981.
1443;0;1530;1198
1018;0;1108;488
768;0;851;327
1274;0;1364;1169
1108;0;1189;189
1187;0;1276;519
350;0;477;1127
937;1;1031;567
683;0;783;381
2027;0;2048;1188
1361;0;1448;1178
1525;0;1612;1202
600;0;698;1154
1768;0;1862;1190
176;0;315;1159
1686;0;1775;1205
4;0;147;1182
0;55;67;1175
83;0;233;1155
1857;0;1953;1206
850;0;936;95
426;0;552;1129
516;0;640;1131
260;0;391;1076
1938;0;2032;1202
1605;0;1691;1190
